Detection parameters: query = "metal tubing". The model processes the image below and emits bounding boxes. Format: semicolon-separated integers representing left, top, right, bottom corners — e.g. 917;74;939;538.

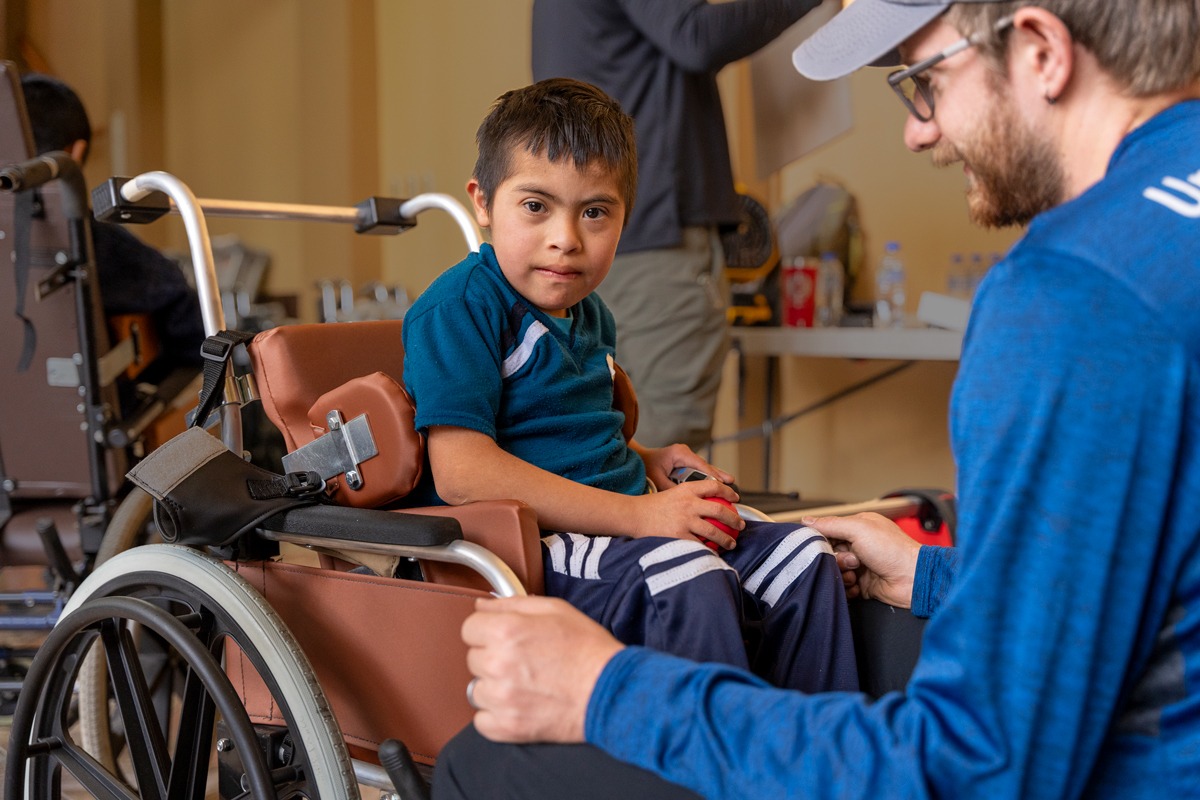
120;173;225;338
137;189;483;253
353;759;393;792
190;197;358;224
120;172;244;450
257;531;525;598
400;193;482;252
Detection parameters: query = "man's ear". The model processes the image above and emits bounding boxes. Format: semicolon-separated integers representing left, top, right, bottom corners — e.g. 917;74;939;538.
68;138;88;166
466;178;492;228
1010;6;1074;104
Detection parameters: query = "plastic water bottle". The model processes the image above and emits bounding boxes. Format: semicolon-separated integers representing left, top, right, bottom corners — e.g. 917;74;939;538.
967;252;986;297
875;241;907;328
815;251;845;327
946;253;969;299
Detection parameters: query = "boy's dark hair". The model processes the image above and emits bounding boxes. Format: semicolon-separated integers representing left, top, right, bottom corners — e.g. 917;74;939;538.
20;72;92;158
473;78;637;223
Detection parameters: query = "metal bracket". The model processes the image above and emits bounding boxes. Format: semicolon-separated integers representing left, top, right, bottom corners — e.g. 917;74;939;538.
184;373;261;429
281;411;378;490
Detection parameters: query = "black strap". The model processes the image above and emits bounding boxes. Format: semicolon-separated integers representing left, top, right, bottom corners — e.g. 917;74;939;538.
11;189;44;372
191;329;256;430
247;471;326;501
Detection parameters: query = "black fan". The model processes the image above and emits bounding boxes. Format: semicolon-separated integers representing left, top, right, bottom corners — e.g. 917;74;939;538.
721;191;775;270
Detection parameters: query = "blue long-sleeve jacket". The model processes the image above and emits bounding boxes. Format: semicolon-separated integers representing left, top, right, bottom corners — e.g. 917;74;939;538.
584;101;1200;799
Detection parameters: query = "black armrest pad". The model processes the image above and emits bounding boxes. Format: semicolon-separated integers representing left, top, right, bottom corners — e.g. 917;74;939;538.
261;504;463;548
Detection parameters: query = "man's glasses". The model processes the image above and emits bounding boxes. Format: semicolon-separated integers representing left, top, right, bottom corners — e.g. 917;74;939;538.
887;15;1015;121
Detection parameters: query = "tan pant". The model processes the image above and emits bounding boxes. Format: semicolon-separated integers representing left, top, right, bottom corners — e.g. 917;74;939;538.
597;227;729;449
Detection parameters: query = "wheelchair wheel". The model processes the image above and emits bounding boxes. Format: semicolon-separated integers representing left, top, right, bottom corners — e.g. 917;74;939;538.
5;544;358;799
76;486;158;769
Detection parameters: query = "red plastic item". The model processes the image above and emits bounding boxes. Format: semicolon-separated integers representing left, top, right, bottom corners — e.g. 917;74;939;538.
895;514;953;548
700;497;739;550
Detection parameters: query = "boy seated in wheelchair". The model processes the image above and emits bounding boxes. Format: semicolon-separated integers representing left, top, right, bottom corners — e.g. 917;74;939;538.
402;78;856;692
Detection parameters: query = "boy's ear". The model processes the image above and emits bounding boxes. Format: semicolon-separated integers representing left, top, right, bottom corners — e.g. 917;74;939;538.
465;178;492;228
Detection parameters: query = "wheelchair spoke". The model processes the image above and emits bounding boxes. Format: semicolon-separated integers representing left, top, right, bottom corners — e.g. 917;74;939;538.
100;619;171;800
165;660;218;799
39;739;141;800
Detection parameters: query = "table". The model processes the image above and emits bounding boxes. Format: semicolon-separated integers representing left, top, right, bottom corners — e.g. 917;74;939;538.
722;326;964;488
732;326;963;361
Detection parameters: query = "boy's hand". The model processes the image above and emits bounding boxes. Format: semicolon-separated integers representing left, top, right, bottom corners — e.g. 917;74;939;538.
631;479;742;549
636;442;736;491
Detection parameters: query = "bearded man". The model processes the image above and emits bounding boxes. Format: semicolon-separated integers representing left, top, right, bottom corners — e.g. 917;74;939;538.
433;3;1200;798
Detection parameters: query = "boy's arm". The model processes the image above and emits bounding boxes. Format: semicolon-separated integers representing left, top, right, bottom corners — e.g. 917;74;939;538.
428;426;742;546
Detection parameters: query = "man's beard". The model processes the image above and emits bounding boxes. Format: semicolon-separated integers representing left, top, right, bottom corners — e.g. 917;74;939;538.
932;92;1065;229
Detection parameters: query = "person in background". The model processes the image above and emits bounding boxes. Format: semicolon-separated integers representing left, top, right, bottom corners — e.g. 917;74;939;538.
22;72;203;378
432;1;1200;798
532;0;823;450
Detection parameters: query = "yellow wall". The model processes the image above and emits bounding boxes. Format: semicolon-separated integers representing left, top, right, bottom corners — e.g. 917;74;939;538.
14;0;1024;500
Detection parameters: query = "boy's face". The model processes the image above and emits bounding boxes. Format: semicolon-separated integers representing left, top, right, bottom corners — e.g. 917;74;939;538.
467;147;625;318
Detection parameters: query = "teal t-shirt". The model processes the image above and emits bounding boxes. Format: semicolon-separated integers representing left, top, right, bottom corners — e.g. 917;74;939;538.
402;243;645;501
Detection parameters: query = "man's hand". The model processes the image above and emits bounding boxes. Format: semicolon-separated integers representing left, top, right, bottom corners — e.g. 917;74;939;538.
804;512;921;609
462;596;624;743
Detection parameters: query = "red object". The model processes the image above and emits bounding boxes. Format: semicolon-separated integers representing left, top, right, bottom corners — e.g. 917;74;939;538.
700;497;739;550
782;259;817;327
895;514;954;548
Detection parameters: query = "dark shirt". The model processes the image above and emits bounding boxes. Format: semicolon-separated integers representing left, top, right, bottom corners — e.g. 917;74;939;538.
91;221;204;373
532;0;820;254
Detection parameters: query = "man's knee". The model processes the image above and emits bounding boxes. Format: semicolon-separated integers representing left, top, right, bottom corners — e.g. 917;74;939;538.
431;724;481;799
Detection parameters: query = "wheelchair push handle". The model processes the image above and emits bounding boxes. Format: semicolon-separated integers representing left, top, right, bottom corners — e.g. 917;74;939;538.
98;170;484;455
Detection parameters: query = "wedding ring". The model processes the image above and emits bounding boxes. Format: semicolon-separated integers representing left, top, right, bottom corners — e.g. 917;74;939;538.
466;677;480;710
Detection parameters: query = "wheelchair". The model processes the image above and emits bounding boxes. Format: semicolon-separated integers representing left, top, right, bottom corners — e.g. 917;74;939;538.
3;166;953;799
0;62;200;715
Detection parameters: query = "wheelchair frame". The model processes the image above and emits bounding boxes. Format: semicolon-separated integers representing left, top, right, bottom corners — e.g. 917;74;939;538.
0;60;204;709
4;168;951;799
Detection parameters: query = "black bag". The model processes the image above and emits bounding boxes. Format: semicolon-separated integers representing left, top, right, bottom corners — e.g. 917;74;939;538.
126;427;324;548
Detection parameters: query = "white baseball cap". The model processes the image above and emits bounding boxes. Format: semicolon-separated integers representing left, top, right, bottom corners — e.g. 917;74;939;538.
793;0;996;81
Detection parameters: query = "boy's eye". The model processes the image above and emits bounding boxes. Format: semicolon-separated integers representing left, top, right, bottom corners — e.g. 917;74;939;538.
524;201;545;213
583;207;607;220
